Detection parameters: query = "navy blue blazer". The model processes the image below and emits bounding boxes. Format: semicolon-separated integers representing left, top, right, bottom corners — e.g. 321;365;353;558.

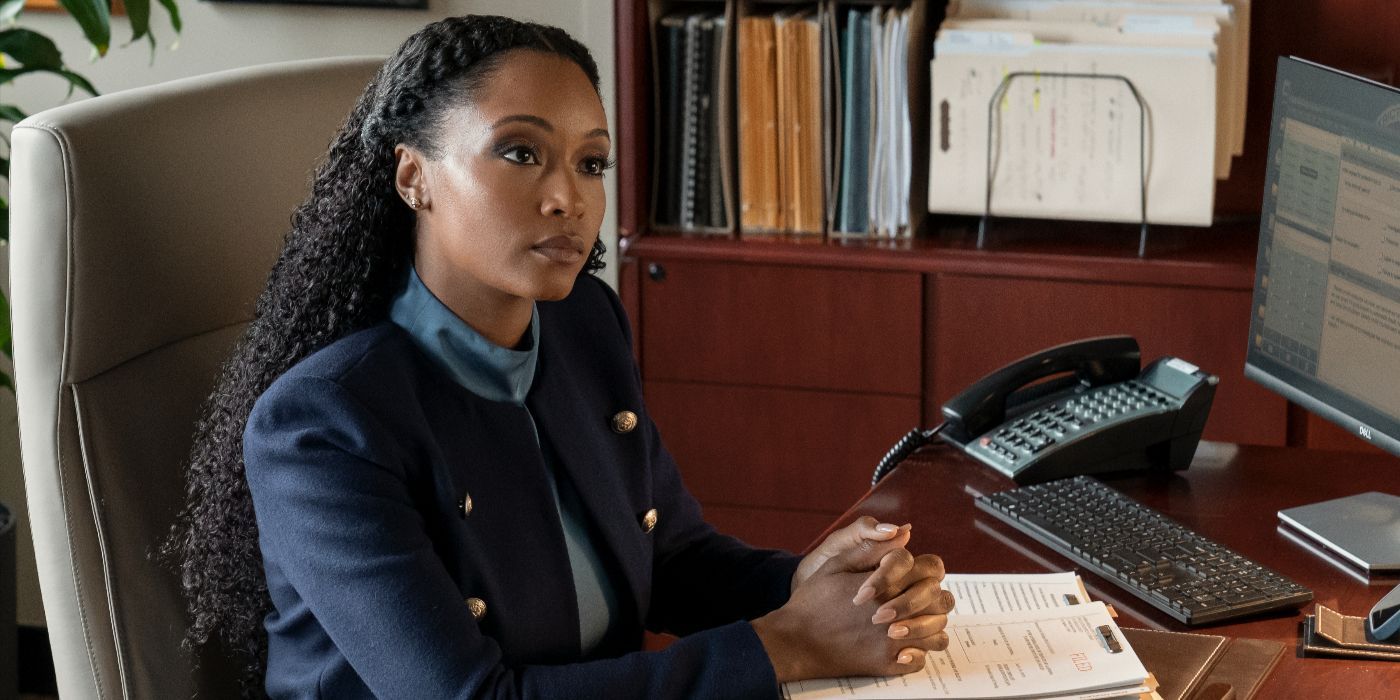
244;274;802;699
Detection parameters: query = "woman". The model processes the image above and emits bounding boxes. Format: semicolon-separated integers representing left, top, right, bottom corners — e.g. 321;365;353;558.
165;15;951;698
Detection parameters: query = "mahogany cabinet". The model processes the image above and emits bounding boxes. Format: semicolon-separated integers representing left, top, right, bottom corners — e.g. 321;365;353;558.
613;0;1400;551
627;228;1289;552
638;259;922;552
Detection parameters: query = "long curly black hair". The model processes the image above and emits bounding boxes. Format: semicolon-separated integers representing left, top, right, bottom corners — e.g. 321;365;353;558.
160;16;605;694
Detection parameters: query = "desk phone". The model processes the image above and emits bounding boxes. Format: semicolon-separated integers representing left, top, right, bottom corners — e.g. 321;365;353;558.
940;336;1219;484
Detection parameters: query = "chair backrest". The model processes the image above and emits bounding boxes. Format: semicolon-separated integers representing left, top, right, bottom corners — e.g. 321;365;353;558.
9;56;383;699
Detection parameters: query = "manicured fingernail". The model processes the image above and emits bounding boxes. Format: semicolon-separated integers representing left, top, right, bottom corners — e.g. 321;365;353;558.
872;607;896;624
852;585;876;605
875;523;897;533
889;625;909;639
897;652;913;664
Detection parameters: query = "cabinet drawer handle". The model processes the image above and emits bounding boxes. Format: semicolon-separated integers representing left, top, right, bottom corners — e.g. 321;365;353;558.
648;263;667;282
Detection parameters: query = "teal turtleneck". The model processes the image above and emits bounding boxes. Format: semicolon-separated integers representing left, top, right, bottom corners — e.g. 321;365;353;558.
388;266;619;654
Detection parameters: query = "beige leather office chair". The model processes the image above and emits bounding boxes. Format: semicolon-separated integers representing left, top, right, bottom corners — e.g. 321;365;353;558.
10;56;381;699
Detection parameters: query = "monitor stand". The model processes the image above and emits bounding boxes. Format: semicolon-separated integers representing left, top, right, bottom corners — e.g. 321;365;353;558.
1278;491;1400;575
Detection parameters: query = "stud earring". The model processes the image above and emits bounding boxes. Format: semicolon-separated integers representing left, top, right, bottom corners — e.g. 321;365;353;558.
407;195;421;210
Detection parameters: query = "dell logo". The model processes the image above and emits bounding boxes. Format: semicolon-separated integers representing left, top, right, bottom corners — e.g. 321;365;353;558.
1359;425;1373;440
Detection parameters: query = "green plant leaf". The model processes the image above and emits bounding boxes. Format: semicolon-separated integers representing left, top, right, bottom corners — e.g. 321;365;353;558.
0;196;8;244
57;0;111;57
125;0;151;46
156;0;183;33
0;0;25;24
0;104;26;123
0;66;44;83
58;68;99;96
0;66;100;97
0;155;8;180
0;29;65;70
122;0;183;53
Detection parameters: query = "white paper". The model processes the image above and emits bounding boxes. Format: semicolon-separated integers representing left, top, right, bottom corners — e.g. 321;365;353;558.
895;10;912;233
944;572;1090;616
947;0;1245;165
927;37;1217;225
782;602;1149;700
937;16;1230;180
879;10;900;235
869;6;887;235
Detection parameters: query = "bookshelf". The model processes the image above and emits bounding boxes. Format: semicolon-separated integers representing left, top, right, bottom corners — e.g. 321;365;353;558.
615;0;1400;551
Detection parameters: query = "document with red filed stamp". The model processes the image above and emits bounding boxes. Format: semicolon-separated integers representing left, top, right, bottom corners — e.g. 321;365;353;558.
782;599;1154;700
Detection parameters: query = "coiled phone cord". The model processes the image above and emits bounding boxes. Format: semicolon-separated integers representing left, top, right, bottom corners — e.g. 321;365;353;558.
870;423;946;486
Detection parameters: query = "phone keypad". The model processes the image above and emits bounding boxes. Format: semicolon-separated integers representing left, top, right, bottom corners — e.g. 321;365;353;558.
974;381;1174;466
1066;382;1172;423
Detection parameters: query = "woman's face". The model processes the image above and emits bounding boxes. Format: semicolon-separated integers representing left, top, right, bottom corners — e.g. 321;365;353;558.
402;49;610;316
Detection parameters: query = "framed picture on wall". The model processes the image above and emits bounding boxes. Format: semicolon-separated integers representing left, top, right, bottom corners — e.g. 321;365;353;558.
22;0;125;12
203;0;428;8
23;0;428;15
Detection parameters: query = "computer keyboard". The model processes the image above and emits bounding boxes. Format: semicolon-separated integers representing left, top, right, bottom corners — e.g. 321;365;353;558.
975;476;1313;625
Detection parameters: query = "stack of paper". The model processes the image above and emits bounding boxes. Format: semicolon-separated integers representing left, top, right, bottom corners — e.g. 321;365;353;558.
738;13;782;232
739;9;825;236
928;1;1252;227
834;6;916;238
777;11;825;235
782;573;1158;700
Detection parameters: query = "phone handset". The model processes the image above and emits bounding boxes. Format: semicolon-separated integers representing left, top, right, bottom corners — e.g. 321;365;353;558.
941;336;1142;445
871;336;1139;485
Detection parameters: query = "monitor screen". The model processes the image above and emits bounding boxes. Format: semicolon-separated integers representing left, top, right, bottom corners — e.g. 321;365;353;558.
1245;57;1400;457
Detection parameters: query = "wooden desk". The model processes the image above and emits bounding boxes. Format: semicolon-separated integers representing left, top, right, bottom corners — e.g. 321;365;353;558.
819;441;1400;696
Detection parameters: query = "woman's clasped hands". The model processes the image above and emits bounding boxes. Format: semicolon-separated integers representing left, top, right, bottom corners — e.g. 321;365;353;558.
753;517;955;682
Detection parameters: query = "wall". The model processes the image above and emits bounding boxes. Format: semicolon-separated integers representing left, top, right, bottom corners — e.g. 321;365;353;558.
1;0;616;628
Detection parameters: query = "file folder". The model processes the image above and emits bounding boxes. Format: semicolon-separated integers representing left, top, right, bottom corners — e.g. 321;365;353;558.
927;31;1218;226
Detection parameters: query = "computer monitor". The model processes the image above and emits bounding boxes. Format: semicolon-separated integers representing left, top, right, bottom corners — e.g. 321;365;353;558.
1245;57;1400;575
